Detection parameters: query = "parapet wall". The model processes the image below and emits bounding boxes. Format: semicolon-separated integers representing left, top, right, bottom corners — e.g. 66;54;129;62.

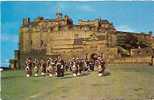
130;48;153;57
112;56;153;64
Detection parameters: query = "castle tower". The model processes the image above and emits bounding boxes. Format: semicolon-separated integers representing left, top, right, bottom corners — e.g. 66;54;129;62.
56;2;62;19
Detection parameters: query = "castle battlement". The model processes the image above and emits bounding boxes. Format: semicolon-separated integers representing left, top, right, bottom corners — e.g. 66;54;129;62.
20;13;116;34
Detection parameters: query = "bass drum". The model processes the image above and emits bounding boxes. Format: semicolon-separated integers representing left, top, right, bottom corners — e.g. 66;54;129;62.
90;53;98;61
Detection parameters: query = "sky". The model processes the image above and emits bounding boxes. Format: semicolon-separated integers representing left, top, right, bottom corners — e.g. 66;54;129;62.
1;1;154;67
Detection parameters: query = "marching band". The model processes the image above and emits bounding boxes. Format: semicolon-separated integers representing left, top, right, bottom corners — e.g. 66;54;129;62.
25;54;109;77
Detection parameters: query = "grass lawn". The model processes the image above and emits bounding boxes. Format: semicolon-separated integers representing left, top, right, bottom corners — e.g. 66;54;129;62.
1;64;154;100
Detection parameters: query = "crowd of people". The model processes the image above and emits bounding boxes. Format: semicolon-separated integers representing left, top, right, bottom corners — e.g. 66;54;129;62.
25;55;109;77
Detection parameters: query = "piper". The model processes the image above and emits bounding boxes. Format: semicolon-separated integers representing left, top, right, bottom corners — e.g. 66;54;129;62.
33;58;39;77
40;59;46;76
25;57;33;77
72;61;77;77
46;58;55;77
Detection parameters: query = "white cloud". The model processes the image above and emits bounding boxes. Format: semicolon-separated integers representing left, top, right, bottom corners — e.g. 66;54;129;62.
116;25;136;32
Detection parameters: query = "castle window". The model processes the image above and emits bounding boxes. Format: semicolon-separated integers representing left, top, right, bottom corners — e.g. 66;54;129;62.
137;51;141;55
146;51;149;54
74;38;83;45
40;40;43;47
30;40;32;45
74;34;83;45
74;34;79;38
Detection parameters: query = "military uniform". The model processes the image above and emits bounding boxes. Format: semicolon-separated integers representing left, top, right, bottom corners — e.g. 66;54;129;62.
33;58;39;77
72;61;77;76
97;57;106;76
89;60;95;71
56;58;65;77
25;58;33;77
46;58;55;77
40;59;46;76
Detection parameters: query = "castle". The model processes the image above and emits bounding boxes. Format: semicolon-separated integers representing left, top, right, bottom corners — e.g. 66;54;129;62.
9;11;154;69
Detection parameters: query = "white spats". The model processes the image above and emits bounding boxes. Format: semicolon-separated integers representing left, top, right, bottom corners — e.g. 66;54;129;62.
73;73;77;77
26;74;30;77
77;73;80;76
98;73;102;77
41;72;45;76
49;74;53;77
34;73;38;77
